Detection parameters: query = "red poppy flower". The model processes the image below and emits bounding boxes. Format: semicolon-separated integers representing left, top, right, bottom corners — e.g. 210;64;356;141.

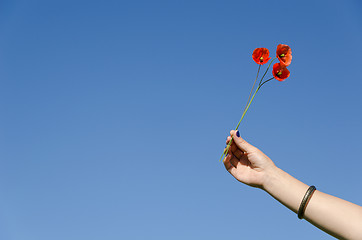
272;63;290;81
276;44;292;66
252;48;271;65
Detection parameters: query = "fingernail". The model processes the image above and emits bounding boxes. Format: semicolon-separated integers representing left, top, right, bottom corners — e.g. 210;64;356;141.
236;130;240;137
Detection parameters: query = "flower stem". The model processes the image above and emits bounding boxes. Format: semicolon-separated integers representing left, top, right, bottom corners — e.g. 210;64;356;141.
219;75;275;162
219;85;260;162
244;64;261;114
219;65;260;162
258;57;277;86
235;86;260;130
259;77;274;89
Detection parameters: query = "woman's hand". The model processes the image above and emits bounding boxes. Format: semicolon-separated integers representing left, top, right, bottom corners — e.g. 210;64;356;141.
223;130;276;189
223;130;362;239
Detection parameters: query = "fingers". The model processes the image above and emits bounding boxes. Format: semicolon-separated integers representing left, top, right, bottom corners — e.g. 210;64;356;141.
223;153;239;172
230;130;255;153
226;135;244;160
223;139;241;169
224;130;253;171
223;154;233;171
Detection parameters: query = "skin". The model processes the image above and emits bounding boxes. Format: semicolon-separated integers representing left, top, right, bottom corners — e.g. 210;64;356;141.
224;130;362;240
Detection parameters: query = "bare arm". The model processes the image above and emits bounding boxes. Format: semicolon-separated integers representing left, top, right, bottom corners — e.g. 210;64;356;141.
224;130;362;240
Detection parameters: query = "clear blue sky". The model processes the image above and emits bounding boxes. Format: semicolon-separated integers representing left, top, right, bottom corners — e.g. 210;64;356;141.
1;0;361;239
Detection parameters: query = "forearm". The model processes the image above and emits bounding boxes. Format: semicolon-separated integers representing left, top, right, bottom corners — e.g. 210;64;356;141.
263;166;362;240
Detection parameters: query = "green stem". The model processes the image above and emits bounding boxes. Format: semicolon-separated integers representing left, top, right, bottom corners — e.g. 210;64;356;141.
235;86;259;130
219;65;260;162
219;76;275;162
259;77;274;89
219;86;260;162
243;65;261;114
258;57;277;86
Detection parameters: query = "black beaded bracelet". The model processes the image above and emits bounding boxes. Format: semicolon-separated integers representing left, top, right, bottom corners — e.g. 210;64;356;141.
297;185;316;219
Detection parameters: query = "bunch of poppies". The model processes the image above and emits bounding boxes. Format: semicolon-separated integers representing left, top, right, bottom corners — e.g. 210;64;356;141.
220;44;293;162
253;44;292;81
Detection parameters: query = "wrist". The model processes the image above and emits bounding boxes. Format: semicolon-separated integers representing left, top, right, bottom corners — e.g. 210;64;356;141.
262;165;309;213
262;165;284;192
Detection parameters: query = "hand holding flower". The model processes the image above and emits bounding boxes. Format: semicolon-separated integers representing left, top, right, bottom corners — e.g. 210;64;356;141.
220;44;293;162
223;130;276;189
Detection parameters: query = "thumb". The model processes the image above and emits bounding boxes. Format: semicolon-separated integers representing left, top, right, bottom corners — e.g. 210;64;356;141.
231;130;255;153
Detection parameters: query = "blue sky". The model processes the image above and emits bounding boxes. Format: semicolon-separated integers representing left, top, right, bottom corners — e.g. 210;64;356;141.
0;0;361;239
